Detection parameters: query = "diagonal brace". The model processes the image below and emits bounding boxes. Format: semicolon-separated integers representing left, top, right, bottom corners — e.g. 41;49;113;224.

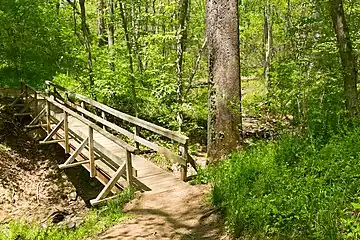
90;163;126;204
28;108;46;126
62;137;88;166
43;118;64;142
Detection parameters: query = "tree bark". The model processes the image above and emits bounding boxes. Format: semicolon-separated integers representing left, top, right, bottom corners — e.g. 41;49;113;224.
97;0;106;47
206;0;241;160
264;1;272;89
176;0;189;132
330;0;358;115
79;0;94;89
107;0;115;71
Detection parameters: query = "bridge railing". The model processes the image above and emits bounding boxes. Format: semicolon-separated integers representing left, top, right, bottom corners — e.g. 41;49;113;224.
45;81;197;181
17;82;137;205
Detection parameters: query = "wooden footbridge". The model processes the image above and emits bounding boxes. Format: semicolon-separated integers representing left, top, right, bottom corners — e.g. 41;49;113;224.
0;82;197;205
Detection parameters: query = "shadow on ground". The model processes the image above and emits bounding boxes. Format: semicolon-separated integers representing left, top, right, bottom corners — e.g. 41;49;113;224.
0;105;104;208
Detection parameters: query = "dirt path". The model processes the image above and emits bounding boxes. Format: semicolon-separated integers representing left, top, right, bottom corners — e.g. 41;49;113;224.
99;184;227;240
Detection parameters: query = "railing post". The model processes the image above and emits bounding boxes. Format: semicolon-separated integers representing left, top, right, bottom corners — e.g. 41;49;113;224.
46;84;51;134
53;86;56;101
46;100;51;134
101;111;106;130
179;141;188;182
24;85;28;105
89;126;96;178
126;150;133;186
80;101;85;117
20;81;24;93
134;126;140;150
64;111;70;154
34;91;38;114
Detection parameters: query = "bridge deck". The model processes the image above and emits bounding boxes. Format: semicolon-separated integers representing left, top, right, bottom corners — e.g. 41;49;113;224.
2;83;193;204
48;105;187;195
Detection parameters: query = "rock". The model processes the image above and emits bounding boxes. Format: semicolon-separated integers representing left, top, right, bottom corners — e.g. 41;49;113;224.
68;191;78;201
27;129;47;141
66;217;84;229
50;211;67;224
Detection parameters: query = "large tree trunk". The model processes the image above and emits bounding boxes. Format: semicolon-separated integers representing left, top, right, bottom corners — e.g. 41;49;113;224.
206;0;241;161
330;0;358;115
264;1;272;89
107;0;115;71
176;0;189;132
79;0;94;89
97;0;106;46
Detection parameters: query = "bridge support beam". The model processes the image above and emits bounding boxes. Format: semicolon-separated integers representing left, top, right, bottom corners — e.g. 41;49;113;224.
90;163;126;206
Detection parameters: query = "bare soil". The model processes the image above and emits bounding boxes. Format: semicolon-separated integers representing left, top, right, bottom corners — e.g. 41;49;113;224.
99;184;229;240
0;106;103;224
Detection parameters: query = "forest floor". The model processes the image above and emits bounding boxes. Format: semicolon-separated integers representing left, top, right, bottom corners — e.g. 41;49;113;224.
0;103;104;226
99;184;228;240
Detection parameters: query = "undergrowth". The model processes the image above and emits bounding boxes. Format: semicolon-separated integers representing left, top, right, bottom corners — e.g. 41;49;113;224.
198;127;360;239
0;188;135;240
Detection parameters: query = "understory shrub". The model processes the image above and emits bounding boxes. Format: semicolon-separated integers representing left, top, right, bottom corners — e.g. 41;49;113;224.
205;128;360;239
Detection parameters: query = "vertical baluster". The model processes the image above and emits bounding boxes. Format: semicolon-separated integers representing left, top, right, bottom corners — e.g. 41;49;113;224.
126;150;133;186
64;111;70;154
89;126;96;178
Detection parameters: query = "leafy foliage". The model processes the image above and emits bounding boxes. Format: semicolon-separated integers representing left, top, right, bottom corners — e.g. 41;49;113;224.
200;127;360;239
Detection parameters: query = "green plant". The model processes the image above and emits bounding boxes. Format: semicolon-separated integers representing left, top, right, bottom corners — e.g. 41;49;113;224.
198;127;360;239
0;188;135;240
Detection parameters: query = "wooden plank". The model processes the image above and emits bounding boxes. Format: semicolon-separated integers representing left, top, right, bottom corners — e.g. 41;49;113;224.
59;160;90;169
25;124;47;129
39;139;66;144
14;112;34;116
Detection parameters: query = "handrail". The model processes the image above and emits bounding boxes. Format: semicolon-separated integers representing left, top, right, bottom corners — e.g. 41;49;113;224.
46;97;137;153
45;81;189;144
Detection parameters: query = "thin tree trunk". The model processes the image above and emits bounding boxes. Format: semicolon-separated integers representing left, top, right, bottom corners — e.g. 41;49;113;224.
97;0;106;46
264;1;272;89
176;0;189;132
79;0;94;89
119;2;137;116
206;0;241;161
330;0;358;115
107;0;115;71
